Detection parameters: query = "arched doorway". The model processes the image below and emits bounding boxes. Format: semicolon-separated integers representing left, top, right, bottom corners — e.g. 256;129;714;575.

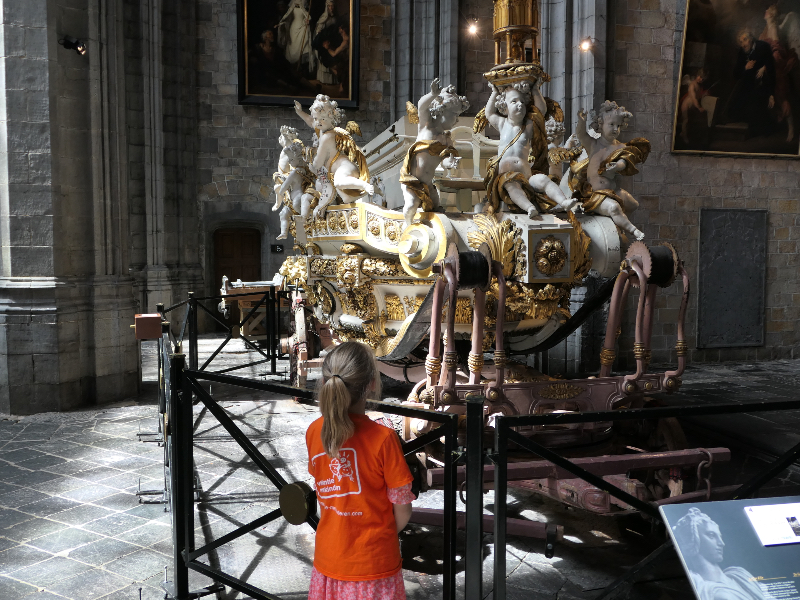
213;227;261;327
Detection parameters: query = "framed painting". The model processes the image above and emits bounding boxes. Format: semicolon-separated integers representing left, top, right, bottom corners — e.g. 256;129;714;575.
672;0;800;156
237;0;360;107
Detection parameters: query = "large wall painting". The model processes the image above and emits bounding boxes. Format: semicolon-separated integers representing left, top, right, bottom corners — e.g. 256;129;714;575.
673;0;800;156
237;0;359;107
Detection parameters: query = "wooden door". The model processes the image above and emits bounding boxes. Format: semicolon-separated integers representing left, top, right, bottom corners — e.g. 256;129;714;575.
213;228;261;328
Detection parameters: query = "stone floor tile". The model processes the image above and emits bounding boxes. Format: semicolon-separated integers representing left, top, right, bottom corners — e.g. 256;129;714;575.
27;527;104;554
0;462;33;481
94;473;140;492
96;583;165;600
0;536;17;553
122;502;171;524
10;555;94;587
0;544;53;575
50;504;116;527
0;574;39;598
1;448;46;463
0;481;22;498
18;591;68;600
0;487;51;509
114;521;172;547
71;467;126;484
43;460;96;477
3;517;68;543
103;549;171;581
67;536;140;566
18;495;82;518
16;455;68;471
46;567;132;600
81;512;151;537
0;507;34;529
59;485;119;504
94;492;138;512
17;472;65;488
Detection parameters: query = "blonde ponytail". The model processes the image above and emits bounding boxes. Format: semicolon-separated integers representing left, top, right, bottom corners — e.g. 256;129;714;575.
318;342;381;457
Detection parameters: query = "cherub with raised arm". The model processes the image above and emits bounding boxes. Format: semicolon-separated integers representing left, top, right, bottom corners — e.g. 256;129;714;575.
294;95;373;220
399;78;470;228
573;101;650;241
481;81;577;217
272;125;301;213
273;139;317;239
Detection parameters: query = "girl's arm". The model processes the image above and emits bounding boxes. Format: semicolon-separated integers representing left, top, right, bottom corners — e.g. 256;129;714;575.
393;503;412;532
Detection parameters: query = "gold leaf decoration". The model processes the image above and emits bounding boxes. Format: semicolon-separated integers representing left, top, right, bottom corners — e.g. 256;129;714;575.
566;211;593;282
534;235;567;276
340;243;365;254
361;258;402;278
467;213;524;279
385;295;406;321
538;382;585;400
406;101;419;124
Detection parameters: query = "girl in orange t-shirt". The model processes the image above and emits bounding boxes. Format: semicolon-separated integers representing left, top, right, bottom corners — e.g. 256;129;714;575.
306;342;415;600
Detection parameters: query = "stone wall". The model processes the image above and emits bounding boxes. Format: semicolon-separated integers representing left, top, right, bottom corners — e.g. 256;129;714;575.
0;0;140;414
460;0;494;114
195;0;393;293
609;0;800;365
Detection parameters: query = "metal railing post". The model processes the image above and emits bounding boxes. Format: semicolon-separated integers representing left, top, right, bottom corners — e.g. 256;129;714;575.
442;415;457;600
493;418;508;600
159;321;170;416
167;353;190;599
269;287;277;374
465;394;485;600
188;293;198;371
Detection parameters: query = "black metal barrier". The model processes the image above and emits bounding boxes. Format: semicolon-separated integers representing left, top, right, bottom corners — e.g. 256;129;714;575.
164;354;460;600
491;399;800;600
159;286;284;376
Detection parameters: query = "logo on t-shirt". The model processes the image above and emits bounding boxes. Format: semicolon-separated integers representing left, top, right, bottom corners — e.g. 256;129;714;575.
312;448;362;498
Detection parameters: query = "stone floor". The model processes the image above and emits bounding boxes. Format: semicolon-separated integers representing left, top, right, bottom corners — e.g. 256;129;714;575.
0;336;798;600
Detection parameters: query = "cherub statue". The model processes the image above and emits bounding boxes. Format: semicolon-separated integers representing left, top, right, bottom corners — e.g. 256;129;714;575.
573;101;650;241
480;81;577;217
272;125;300;211
399;78;469;228
273;139;317;239
294;95;373;219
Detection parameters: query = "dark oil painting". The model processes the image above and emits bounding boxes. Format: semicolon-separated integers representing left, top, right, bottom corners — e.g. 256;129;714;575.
237;0;359;107
673;0;800;156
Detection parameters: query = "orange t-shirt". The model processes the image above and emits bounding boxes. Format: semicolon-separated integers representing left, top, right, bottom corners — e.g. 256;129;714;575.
306;414;413;581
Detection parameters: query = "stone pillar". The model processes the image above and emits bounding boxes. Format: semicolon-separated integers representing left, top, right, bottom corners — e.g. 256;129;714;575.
540;0;608;132
392;0;463;119
0;0;139;413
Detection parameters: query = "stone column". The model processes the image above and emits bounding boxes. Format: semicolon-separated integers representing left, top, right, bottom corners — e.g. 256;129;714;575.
0;0;139;413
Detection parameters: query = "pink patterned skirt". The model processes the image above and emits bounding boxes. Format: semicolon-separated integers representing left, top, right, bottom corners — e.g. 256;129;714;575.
308;567;405;600
308;483;415;600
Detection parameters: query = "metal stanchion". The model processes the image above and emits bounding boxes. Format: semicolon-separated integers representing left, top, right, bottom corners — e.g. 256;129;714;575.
443;415;457;600
268;287;276;374
465;394;485;600
493;419;508;600
188;293;198;371
165;353;190;599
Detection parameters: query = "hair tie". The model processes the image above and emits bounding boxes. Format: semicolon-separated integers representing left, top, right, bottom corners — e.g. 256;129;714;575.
329;374;342;381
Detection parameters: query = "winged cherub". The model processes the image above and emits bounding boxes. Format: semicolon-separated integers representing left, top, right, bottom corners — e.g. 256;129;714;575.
481;81;577;217
294;95;373;219
400;78;470;228
573;101;649;241
273;139;316;239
